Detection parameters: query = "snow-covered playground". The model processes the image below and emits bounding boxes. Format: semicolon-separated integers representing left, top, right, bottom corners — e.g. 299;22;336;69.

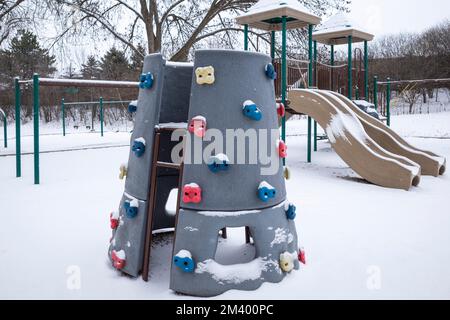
1;111;449;300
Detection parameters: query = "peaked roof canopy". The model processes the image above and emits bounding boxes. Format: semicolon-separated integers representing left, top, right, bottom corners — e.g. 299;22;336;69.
236;0;321;31
312;13;374;45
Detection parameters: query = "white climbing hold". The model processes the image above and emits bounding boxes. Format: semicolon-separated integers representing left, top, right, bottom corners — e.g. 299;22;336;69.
280;251;296;273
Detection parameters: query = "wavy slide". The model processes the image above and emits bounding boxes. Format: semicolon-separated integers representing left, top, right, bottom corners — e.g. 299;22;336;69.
288;89;446;191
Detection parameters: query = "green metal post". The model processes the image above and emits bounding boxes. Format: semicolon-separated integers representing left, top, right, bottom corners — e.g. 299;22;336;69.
313;40;317;151
244;24;249;51
330;44;335;90
364;40;369;101
281;16;287;166
373;76;378;110
62;98;66;136
100;97;104;137
386;77;391;127
307;24;313;163
271;31;276;60
313;40;317;86
308;25;313;87
307;117;312;163
348;36;353;99
33;74;40;185
14;78;21;178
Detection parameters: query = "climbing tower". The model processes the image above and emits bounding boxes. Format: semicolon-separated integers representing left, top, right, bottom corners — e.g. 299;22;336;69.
108;54;192;277
170;50;300;297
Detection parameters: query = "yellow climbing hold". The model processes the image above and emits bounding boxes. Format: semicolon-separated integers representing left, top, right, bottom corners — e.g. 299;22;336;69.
284;166;291;180
195;66;215;85
280;252;295;273
119;164;127;180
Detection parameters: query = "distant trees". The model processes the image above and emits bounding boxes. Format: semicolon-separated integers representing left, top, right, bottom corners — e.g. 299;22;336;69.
369;20;450;81
0;30;57;117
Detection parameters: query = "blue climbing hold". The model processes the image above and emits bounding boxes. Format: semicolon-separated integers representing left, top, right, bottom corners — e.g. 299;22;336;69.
173;250;195;273
132;138;145;157
265;63;277;80
243;100;262;121
286;203;296;220
139;72;154;89
258;181;276;202
123;200;138;218
207;154;230;173
128;101;137;113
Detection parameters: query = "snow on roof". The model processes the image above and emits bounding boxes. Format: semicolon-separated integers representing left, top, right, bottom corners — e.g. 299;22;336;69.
313;13;374;44
247;0;309;15
236;0;321;31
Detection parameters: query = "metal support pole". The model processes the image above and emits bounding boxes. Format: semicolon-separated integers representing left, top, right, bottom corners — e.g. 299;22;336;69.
100;96;104;137
313;40;318;151
307;24;313;163
33;74;40;185
364;40;369;100
14;78;21;177
373;76;378;110
281;16;287;151
271;31;276;60
62;98;66;136
348;36;353;99
386;77;391;127
313;40;317;86
330;44;335;90
307;117;312;163
244;24;249;51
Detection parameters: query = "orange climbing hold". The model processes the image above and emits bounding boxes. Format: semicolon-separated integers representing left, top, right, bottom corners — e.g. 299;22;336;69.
111;250;126;270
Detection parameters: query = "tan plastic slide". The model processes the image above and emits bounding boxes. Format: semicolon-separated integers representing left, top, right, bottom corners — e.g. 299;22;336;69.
288;89;446;190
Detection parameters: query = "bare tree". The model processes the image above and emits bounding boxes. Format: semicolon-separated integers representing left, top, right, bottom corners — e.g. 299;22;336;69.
0;0;27;46
48;0;349;61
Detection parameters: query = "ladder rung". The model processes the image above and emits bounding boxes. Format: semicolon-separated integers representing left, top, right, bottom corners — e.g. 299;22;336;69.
156;161;181;170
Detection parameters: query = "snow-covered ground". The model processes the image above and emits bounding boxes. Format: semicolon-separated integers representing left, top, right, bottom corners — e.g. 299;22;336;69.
0;112;449;300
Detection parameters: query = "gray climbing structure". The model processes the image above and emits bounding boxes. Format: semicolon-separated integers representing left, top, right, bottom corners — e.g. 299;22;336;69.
108;53;192;277
108;49;301;297
170;50;300;297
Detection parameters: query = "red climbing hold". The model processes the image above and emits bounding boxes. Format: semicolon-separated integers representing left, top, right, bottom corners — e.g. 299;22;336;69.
110;212;119;229
278;140;287;158
183;183;202;204
188;116;207;138
298;248;306;265
111;250;126;270
276;103;285;117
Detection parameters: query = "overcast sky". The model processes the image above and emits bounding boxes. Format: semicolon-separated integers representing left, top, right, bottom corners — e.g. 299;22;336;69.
347;0;450;38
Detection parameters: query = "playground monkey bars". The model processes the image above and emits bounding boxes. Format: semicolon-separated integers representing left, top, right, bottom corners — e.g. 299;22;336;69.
14;74;139;184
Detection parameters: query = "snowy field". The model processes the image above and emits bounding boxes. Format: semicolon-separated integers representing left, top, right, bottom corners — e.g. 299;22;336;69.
0;112;449;300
